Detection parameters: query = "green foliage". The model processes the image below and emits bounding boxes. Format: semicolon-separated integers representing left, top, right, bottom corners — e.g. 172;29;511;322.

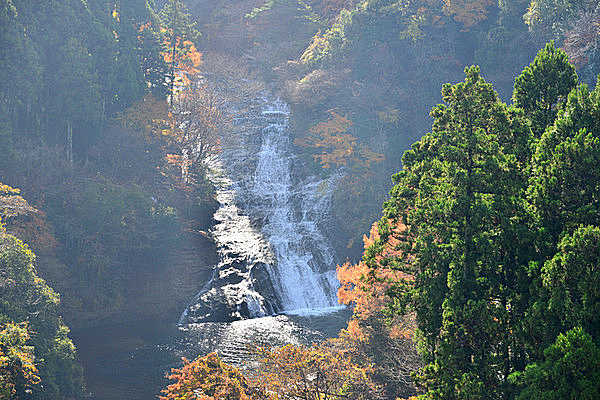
514;327;600;400
247;0;324;25
0;232;83;399
541;226;600;339
512;41;578;137
373;66;532;399
0;0;164;154
361;41;600;398
48;37;102;137
242;0;323;79
159;0;200;96
529;81;600;246
44;176;179;309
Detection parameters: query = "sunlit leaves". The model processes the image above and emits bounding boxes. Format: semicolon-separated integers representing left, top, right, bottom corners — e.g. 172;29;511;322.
441;0;496;27
0;231;82;399
513;42;577;137
0;184;36;230
336;221;420;397
160;33;202;87
255;343;382;399
0;322;40;399
513;327;600;399
160;353;264;400
337;221;414;340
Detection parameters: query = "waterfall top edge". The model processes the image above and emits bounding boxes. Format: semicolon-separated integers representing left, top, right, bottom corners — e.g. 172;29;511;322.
281;305;346;317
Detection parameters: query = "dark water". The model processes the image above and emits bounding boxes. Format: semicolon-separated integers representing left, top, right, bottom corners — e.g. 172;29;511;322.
72;308;351;400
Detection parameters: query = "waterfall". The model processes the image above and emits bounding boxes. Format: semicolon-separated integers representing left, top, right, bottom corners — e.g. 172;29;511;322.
179;95;340;324
250;100;339;311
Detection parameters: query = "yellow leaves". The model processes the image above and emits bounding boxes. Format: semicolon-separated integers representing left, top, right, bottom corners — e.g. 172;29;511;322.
111;5;120;22
0;322;40;397
377;108;401;125
161;36;203;77
401;0;495;30
118;93;172;141
0;183;19;196
0;183;37;231
300;30;331;64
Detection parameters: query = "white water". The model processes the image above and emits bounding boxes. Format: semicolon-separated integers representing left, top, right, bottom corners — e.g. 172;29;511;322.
180;94;340;321
249;99;339;311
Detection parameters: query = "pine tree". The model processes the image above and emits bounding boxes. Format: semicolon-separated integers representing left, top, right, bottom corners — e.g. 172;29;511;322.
373;66;531;399
512;41;578;137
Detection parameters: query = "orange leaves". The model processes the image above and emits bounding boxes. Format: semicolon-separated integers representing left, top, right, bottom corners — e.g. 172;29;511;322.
295;110;384;169
161;345;381;400
160;353;261;400
254;343;381;399
158;216;419;398
161;30;203;87
335;220;421;396
310;110;353;136
161;36;203;73
402;0;496;30
337;221;414;342
296;110;354;168
118;93;172;141
165;153;185;166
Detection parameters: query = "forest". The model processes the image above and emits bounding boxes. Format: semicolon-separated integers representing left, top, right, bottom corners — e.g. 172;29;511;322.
1;0;600;399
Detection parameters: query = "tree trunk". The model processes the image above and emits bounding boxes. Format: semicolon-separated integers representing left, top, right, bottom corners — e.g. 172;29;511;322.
67;120;73;164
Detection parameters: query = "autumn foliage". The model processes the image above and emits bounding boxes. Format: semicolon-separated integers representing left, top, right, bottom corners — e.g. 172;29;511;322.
0;322;40;399
336;221;420;398
161;32;202;87
337;221;414;341
295;110;384;169
562;9;600;68
256;342;382;399
160;353;266;400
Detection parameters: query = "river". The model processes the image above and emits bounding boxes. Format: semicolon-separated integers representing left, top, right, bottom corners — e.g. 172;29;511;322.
74;310;351;399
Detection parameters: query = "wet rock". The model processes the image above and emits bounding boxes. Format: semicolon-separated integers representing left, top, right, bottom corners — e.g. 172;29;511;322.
180;260;281;324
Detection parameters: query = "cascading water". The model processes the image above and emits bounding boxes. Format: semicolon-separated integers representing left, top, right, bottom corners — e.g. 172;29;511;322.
79;93;351;400
179;95;340;324
250;100;339;311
